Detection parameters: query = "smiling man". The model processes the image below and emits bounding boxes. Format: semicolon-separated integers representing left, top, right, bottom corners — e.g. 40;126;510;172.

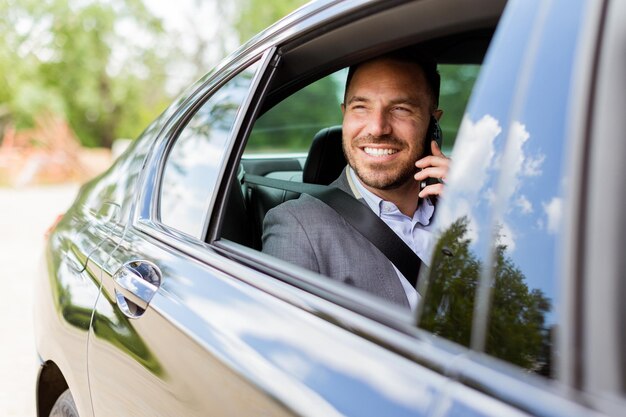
262;48;450;310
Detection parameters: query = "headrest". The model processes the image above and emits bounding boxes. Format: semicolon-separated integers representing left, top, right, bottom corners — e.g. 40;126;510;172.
303;126;346;185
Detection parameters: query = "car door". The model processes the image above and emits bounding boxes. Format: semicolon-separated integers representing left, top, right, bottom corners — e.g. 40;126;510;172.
85;50;283;416
83;41;462;416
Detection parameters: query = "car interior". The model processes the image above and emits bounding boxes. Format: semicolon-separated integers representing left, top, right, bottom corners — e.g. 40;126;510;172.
209;0;506;304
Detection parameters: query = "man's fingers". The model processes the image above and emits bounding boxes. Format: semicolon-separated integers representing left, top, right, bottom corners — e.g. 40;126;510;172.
415;152;450;169
431;140;444;157
414;166;447;181
418;182;445;198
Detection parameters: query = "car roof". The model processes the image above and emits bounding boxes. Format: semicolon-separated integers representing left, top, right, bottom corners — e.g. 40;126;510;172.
252;0;507;112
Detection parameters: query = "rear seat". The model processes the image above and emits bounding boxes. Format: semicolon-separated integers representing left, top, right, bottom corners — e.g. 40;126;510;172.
221;126;345;249
244;126;345;249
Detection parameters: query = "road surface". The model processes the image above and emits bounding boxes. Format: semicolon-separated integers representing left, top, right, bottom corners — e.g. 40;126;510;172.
0;184;79;417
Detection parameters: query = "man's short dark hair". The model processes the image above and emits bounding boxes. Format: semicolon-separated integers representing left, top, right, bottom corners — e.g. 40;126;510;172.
344;47;440;107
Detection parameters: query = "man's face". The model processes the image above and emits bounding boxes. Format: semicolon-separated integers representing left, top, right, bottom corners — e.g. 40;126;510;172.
342;58;433;191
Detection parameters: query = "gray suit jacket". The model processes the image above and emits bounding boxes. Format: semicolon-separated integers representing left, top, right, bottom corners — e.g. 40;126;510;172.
262;168;410;308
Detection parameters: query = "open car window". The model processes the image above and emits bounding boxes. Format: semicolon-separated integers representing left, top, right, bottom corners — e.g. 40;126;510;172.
220;60;482;296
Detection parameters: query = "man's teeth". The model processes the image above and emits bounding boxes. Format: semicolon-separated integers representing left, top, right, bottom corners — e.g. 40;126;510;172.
363;147;398;156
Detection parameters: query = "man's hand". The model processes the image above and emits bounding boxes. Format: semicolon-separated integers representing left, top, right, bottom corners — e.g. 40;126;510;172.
414;140;450;198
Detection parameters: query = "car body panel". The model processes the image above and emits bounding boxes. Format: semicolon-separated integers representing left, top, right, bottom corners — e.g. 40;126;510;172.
87;224;453;416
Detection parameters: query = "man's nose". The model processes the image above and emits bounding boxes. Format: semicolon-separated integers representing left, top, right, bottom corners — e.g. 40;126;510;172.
365;109;392;137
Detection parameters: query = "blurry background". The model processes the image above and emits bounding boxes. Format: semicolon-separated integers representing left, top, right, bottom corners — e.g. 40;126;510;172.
0;0;306;415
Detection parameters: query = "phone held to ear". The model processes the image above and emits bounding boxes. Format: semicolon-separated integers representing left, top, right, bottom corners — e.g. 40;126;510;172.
420;116;443;191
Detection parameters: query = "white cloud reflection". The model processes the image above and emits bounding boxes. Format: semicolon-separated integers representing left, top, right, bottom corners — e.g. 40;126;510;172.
516;195;533;214
439;115;548;253
438;114;502;245
448;114;501;195
543;197;562;234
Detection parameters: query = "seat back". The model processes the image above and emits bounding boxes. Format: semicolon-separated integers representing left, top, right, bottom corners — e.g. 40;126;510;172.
241;126;346;249
302;126;345;185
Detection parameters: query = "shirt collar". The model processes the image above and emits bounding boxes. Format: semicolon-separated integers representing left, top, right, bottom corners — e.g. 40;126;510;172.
348;167;435;225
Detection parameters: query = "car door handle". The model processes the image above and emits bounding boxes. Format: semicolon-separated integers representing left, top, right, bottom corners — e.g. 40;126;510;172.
112;260;161;318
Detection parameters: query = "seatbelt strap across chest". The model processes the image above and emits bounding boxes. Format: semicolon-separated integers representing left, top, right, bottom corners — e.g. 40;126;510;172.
244;174;423;286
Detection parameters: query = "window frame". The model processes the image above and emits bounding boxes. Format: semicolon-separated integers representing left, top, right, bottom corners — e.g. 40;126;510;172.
133;48;275;245
157;59;264;239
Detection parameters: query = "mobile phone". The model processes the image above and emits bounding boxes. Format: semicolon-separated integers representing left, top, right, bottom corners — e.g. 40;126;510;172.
427;115;443;151
420;116;443;190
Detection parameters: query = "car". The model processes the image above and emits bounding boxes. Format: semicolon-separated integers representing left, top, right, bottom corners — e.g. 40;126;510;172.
34;0;626;416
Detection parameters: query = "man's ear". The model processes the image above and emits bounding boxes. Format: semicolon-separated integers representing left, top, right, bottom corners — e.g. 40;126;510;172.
341;103;346;116
433;109;443;121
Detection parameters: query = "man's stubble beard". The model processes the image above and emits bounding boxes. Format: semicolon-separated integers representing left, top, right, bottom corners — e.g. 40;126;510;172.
343;135;423;191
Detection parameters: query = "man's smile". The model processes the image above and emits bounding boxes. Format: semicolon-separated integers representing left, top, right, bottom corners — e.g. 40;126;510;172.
362;147;399;156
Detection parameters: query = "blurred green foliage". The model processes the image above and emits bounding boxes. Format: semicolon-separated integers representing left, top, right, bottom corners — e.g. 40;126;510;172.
234;0;308;42
0;0;308;148
0;0;176;147
0;0;478;151
248;72;345;153
438;64;481;151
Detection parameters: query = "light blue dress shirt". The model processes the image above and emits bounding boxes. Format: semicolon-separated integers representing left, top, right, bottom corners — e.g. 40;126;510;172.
348;168;435;311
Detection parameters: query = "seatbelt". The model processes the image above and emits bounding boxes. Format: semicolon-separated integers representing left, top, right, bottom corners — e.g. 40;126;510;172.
244;174;423;287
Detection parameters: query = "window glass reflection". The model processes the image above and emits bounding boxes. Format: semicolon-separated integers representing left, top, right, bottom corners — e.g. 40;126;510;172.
160;63;259;238
419;0;588;378
418;0;542;351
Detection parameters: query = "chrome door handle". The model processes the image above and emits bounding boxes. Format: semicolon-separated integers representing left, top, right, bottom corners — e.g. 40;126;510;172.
112;260;161;318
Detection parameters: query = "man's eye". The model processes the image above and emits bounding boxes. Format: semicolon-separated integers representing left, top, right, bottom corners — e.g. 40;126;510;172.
392;106;411;114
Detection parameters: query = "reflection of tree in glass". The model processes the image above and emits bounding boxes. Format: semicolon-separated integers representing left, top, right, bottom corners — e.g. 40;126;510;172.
166;85;245;179
419;216;552;375
209;100;240;131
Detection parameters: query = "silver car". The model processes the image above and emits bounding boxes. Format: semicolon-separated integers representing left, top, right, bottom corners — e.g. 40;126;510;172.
35;0;626;416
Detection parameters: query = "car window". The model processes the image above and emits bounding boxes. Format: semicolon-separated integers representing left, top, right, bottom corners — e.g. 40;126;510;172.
160;61;260;238
227;61;480;307
418;0;588;378
245;70;347;155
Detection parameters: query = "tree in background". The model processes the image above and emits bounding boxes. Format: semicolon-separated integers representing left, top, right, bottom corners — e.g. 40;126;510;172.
0;0;174;148
0;0;310;149
233;0;308;43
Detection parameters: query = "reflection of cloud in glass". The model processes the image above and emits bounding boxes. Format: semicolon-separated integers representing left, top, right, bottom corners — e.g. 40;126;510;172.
498;121;545;205
499;122;527;201
523;153;545;177
543;197;562;234
175;136;225;169
448;114;500;195
484;187;496;205
515;195;533;214
161;180;210;234
439;114;502;245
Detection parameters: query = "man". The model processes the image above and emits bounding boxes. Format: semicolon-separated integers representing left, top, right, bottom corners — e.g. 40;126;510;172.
262;49;449;310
